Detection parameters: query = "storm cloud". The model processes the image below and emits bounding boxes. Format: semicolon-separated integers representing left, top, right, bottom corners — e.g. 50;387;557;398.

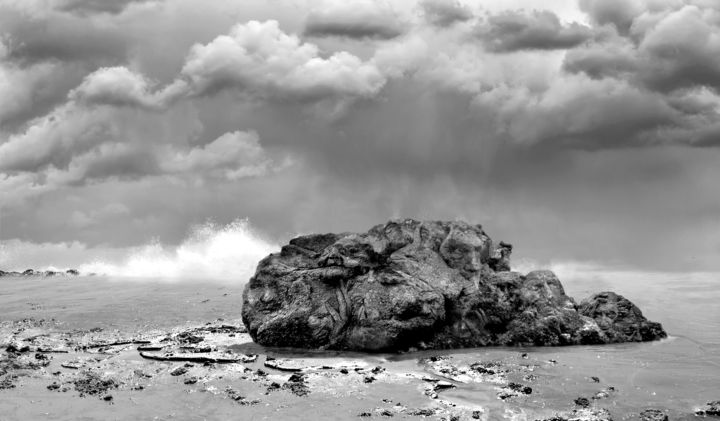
303;1;407;40
2;0;720;274
477;10;596;52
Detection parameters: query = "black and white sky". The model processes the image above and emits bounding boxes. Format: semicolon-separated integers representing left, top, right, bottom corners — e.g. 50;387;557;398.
1;0;720;274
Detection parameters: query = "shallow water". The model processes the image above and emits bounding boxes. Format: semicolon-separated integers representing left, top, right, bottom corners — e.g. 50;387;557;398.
0;272;718;420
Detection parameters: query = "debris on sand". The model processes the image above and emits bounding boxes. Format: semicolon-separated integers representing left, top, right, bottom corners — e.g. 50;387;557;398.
73;371;119;398
281;373;310;397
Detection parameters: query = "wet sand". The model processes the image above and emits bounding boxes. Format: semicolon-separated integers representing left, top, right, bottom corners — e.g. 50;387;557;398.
1;275;718;420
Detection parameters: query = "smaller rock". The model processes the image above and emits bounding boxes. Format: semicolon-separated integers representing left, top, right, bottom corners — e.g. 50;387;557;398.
574;397;591;408
364;376;376;384
183;377;198;385
6;341;30;353
696;401;720;417
0;377;16;390
472;410;483;419
409;408;434;416
103;395;113;402
433;380;455;390
170;366;188;376
639;409;668;421
591;376;600;383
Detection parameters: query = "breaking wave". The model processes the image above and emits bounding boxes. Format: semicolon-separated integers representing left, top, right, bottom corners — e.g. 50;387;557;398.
78;219;277;281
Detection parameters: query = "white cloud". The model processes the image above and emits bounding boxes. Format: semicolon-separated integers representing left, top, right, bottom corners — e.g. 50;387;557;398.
69;66;186;110
180;20;387;102
162;131;274;180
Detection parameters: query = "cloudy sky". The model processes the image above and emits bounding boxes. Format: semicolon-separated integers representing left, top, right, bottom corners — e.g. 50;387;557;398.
1;0;720;274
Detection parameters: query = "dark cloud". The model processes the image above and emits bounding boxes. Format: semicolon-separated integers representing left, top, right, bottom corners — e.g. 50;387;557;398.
303;2;406;40
56;0;159;15
419;0;473;27
563;42;638;79
0;9;129;64
478;10;595;52
578;0;643;34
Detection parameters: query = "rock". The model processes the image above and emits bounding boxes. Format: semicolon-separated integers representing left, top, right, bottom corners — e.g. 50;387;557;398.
242;219;667;351
169;366;188;376
73;371;118;398
498;382;532;400
66;269;80;276
282;373;309;396
433;380;455;390
578;292;666;342
639;409;668;421
696;401;720;417
574;397;591;408
409;408;435;416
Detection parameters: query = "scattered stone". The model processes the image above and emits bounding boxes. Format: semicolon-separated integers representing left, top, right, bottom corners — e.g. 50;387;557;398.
359;413;372;417
433;381;455;390
170;366;188;376
225;387;261;405
73;371;118;398
472;410;482;419
639;409;668;421
0;377;16;389
281;373;310;397
574;397;591;408
183;377;198;385
6;341;30;354
47;382;61;391
364;376;375;384
498;382;533;400
264;357;305;372
265;382;281;393
409;408;435;416
696;401;720;417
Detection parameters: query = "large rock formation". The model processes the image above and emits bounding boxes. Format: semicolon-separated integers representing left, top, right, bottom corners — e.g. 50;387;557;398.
242;220;666;351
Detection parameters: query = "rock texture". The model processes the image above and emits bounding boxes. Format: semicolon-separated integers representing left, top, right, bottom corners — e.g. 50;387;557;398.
242;219;666;351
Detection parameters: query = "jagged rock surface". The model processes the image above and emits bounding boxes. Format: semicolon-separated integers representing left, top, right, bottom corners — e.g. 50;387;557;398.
242;219;666;351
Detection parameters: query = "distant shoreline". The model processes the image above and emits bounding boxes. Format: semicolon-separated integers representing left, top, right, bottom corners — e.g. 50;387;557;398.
0;269;81;277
